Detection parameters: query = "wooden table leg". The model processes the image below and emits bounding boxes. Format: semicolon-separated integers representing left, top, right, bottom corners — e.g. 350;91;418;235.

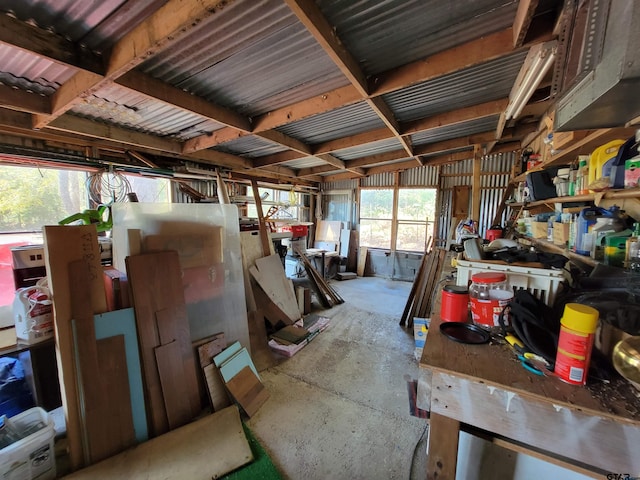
426;412;460;480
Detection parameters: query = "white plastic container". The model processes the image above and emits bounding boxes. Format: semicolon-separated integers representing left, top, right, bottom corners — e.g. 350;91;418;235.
0;407;56;480
12;278;54;344
456;258;566;307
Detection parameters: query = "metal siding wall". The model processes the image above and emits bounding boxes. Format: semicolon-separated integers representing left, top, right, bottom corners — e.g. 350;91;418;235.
361;172;395;187
436;153;513;244
401;165;440;186
322;179;359;191
172;180;217;203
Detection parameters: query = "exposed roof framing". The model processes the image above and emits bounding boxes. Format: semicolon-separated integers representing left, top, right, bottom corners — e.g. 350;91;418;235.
0;0;561;184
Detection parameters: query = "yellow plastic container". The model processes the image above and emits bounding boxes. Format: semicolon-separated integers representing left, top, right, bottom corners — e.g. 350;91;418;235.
588;140;625;189
554;303;599;385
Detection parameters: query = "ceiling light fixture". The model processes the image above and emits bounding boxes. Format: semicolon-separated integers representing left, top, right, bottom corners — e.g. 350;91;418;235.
505;41;557;121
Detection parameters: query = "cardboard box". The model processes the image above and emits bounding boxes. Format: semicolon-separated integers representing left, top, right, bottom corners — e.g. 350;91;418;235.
552;223;570;246
530;221;548;239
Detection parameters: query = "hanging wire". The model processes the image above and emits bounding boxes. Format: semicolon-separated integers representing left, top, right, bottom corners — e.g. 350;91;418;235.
86;169;132;205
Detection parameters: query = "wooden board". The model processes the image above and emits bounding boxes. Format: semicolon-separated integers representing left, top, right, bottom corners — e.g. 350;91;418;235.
250;254;299;323
43;225;107;469
94;308;147;443
225;366;270;418
426;413;460;480
219;347;260;383
247;310;277;372
203;363;231;412
357;247;368;276
96;335;136;456
155;341;193;430
195;333;226;368
213;341;243;368
70;260;110;465
125;251;187;437
155;305;200;417
62;405;253;480
143;231;223;268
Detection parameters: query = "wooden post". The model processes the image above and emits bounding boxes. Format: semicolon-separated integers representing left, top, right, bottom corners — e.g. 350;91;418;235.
426;413;460;480
251;180;271;257
471;145;482;224
391;171;399;251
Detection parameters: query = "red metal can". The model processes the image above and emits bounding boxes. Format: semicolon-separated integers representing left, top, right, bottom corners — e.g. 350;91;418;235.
440;285;469;322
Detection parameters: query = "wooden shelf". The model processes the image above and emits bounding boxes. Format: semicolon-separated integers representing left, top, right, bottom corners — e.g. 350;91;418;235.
512;127;637;184
516;235;598;268
507;187;640;208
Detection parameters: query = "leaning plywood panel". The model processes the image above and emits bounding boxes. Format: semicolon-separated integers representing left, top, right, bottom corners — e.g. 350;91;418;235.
62;405;253;480
43;225;107;470
251;254;300;323
111;203;248;347
126;251;189;437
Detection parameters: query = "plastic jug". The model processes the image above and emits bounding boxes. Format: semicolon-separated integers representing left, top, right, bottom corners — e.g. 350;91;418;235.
574;206;614;255
588;140;625;190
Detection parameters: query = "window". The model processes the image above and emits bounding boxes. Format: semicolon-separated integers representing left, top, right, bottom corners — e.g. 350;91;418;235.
0;165;170;325
359;189;393;249
396;189;436;251
247;187;308;224
359;187;436;252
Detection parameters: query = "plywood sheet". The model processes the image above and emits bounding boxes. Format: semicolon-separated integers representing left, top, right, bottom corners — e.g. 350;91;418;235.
143;231;223;267
126;251;187;437
62;406;253;480
194;333;226;368
43;225;107;469
250;255;299;323
357;247;368;277
218;347;260;383
96;335;136;455
94;308;147;443
155;341;193;430
203;363;231;412
225;366;269;418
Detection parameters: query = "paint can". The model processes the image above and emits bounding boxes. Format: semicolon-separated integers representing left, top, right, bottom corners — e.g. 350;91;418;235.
554;303;599;385
440;285;469;322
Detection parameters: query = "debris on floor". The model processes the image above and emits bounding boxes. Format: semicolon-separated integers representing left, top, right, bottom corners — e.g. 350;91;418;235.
268;314;330;357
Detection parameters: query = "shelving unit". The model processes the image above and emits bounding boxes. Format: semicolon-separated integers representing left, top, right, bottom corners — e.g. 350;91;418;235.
516;235;598;268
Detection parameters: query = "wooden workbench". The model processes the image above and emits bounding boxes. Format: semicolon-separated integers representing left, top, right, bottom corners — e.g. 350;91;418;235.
419;315;640;479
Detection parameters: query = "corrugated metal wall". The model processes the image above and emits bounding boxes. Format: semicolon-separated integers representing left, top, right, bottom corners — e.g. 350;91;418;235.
438;153;515;244
320;152;515;247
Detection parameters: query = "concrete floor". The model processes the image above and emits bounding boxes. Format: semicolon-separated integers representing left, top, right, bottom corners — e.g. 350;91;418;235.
247;276;429;480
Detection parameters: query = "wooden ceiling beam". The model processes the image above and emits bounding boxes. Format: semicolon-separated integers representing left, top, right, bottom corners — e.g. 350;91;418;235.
117;71;251;131
0;86;51;115
403;98;509;135
314;127;394;155
371;29;515;96
413;132;497;156
285;0;368;96
252;150;308;168
0;14;104;75
46;115;252;170
183;128;248;154
345;149;411;169
513;0;540;47
297;164;339;177
252;85;362;132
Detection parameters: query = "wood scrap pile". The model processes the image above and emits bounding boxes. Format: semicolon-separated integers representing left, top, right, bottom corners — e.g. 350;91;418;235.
293;245;344;308
240;232;333;361
42;224;265;476
400;248;447;328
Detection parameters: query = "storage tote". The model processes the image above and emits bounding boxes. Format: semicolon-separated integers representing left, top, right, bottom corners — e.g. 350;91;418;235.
0;407;56;480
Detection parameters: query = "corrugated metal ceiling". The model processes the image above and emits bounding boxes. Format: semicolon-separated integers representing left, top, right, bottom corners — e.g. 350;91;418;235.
332;137;403;161
0;0;555;182
276;101;385;145
385;51;528;123
410;116;501;145
317;0;518;75
139;0;349;117
216;135;287;159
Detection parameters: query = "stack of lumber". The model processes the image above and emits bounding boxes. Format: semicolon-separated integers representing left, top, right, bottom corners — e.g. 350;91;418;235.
293;246;344;308
399;248;447;328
